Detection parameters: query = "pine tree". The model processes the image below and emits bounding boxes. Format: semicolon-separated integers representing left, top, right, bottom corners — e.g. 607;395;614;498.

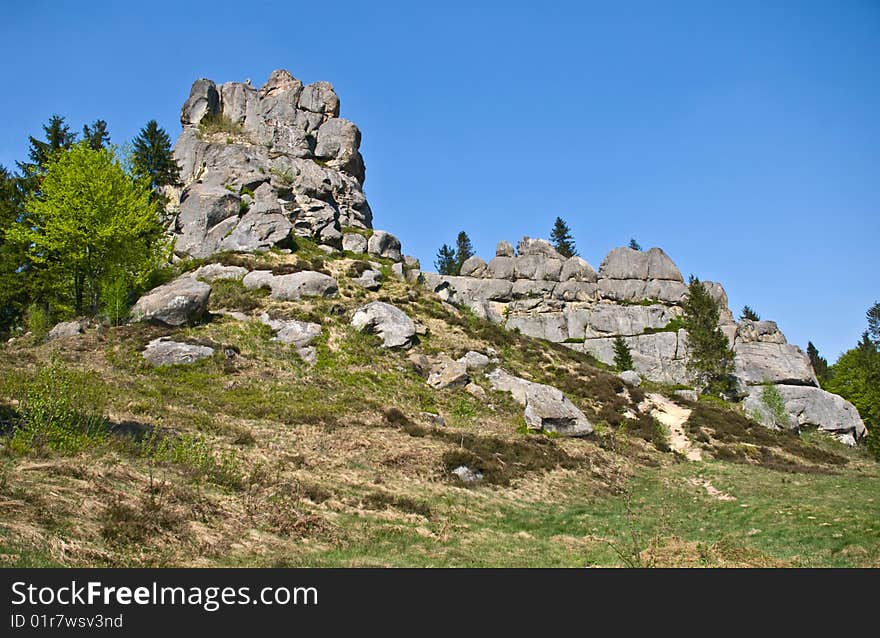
867;301;880;345
740;305;760;321
807;341;829;386
82;120;110;150
454;231;474;275
0;165;27;332
16;115;78;195
435;244;457;275
131;120;180;191
613;336;634;371
550;217;577;258
683;276;736;393
628;238;642;251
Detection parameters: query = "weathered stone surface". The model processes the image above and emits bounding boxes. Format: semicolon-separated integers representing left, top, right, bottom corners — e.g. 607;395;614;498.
190;264;248;283
131;278;211;327
298;81;340;116
259;313;321;364
269;271;338;300
618;370;641;387
390;263;405;281
495;240;515;257
577;331;689;385
427;356;470;390
465;383;487;400
553;281;599;302
314;118;364;183
342;233;368;254
451;465;483;483
560;256;598;283
352;269;383;290
367;230;402;261
743;388;798;430
403;255;420;269
425;275;514;304
516;237;564;260
458;351;491;371
734;342;817;386
351;301;416;348
773;385;866;440
674;389;699;402
47;319;89;340
487;368;593;436
583;304;680;339
485;256;516;280
181;78;219;126
142;338;214;366
736;319;787;344
242;270;275;290
599;246;682;281
506;313;568;342
460;256;487;278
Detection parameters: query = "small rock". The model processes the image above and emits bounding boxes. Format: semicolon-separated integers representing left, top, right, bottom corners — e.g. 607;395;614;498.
674;389;699;403
352;269;383;290
190;264;248;283
420;412;446;426
351;301;416;348
131;277;211;327
427;357;469;390
452;465;483;483
142;338;214;366
342;233;368;254
495;240;515;257
465;383;487;399
618;370;641;387
47;319;89;340
458;351;491;371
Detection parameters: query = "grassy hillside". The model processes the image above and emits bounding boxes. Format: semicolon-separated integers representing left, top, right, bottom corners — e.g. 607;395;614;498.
1;245;877;567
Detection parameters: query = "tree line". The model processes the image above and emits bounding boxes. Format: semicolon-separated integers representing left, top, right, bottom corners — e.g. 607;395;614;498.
0;115;180;335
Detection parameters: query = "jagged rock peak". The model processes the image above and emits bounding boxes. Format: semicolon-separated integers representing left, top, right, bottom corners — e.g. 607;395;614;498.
168;70;374;259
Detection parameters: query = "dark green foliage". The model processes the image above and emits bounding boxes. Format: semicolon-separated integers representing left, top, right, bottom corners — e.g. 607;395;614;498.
683;277;736;393
17;114;77;176
740;305;760;321
455;231;474;273
0;166;27;333
82;120;110;150
435;243;457;275
825;325;880;460
613;336;634;371
628;238;641;251
550;217;577;258
867;301;880;345
131;120;180;192
807;341;830;386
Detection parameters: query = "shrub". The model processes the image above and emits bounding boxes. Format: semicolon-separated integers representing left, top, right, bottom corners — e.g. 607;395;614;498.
11;359;107;454
198;113;244;138
613;336;634;371
760;383;789;426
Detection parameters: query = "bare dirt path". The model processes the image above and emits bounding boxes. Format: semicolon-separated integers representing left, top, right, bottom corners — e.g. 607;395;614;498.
644;393;701;461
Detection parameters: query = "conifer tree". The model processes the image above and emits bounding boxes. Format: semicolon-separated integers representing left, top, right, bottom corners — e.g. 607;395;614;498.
131;120;180;191
683;276;736;393
613;336;634;371
435;244;457;275
82;119;110;150
868;301;880;345
628;238;642;251
550;217;577;258
740;305;760;321
454;231;474;274
807;341;829;386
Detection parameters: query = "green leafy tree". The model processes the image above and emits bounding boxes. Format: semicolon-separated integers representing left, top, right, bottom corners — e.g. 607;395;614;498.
613;336;634;371
435;243;457;275
82;119;110;150
683;276;736;393
807;341;830;386
740;305;760;321
826;332;880;459
454;231;474;274
628;238;641;251
550;217;577;258
0;166;27;332
131;120;180;192
6;143;170;317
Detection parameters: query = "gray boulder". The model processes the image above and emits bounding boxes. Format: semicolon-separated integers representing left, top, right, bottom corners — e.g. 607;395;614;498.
427;356;470;390
516;237;564;260
734;342;817;386
191;264;248;283
180;78;219;126
314;118;363;182
774;385;867;441
131;277;211;327
458;351;491;371
351;301;416;348
367;230;402;261
618;370;641;387
298;81;340;116
269;271;338;301
487;368;593;436
736;319;787;344
598;246;682;281
485;256;516;280
460;256;487;278
242;270;275;290
560;256;598;283
352;269;383;290
47;319;89;340
259;313;322;364
495;241;515;257
342;233;368;254
142;338;214;366
743;387;798;430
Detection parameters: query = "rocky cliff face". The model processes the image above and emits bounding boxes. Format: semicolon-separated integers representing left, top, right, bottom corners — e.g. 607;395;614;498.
167;70;375;258
164;70;865;445
413;239;866;443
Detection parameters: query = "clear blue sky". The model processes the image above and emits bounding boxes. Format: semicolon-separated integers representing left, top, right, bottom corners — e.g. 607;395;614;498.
1;1;877;359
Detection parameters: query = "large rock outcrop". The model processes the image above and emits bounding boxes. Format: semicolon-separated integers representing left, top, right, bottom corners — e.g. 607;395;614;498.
167;70;394;259
416;237;866;442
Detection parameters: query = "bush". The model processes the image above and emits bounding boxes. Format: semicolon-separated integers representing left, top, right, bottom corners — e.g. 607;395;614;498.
760;383;789;426
11;359;107;454
25;303;52;338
